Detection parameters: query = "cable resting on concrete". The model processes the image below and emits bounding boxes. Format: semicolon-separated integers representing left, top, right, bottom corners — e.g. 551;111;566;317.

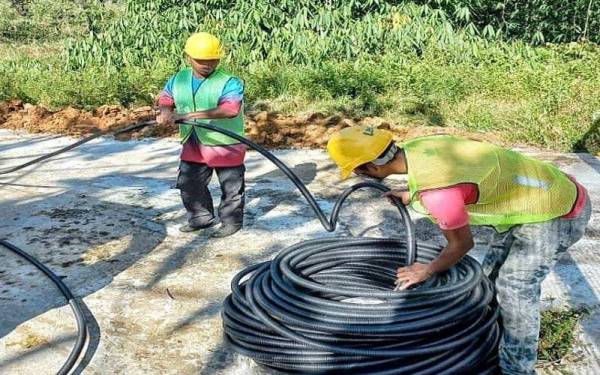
222;191;500;374
1;121;500;374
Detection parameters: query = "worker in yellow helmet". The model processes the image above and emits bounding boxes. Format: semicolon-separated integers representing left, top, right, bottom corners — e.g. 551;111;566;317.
156;32;246;238
327;126;591;375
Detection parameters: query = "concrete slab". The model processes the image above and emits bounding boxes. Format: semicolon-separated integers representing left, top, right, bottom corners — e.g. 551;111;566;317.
0;129;598;374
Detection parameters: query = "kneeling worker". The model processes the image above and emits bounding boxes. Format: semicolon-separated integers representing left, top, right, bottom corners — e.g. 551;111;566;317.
327;126;591;375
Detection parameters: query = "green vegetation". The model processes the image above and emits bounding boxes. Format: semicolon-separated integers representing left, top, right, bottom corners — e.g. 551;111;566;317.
538;308;584;363
417;0;600;45
0;0;122;42
1;0;599;152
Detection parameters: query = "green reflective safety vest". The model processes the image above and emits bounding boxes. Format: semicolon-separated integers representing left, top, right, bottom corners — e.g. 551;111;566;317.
172;68;244;146
403;135;577;232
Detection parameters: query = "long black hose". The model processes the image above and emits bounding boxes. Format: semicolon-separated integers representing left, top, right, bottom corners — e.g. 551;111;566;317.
0;122;158;374
1;120;500;373
0;120;158;374
0;120;156;175
223;239;500;374
0;240;88;375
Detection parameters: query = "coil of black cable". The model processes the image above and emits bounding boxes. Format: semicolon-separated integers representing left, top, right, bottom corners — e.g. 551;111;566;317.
223;236;500;374
0;120;500;373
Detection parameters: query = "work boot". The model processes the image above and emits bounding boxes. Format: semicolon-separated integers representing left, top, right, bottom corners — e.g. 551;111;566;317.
210;224;241;238
179;221;215;233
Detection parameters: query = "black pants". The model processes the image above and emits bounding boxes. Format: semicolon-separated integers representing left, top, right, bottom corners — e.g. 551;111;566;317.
176;160;245;227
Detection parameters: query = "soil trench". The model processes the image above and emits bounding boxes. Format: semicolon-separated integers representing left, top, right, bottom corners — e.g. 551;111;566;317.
0;100;504;148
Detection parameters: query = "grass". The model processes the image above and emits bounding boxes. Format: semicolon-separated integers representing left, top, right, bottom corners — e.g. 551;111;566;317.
240;46;600;152
0;42;62;60
2;45;599;153
538;308;585;363
1;11;599;154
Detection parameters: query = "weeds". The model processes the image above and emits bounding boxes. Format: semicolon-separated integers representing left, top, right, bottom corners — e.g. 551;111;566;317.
538;308;586;363
1;1;599;152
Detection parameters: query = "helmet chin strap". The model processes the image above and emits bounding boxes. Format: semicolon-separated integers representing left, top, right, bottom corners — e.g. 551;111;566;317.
372;143;398;166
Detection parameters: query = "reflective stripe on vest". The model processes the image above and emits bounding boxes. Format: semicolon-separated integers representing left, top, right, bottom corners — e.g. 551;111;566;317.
172;68;244;146
403;135;577;232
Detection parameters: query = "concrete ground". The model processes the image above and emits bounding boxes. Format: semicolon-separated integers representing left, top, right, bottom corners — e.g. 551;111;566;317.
0;129;598;374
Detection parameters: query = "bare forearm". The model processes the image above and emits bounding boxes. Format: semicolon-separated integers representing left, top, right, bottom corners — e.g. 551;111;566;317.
159;105;174;114
428;242;473;273
427;225;474;274
183;106;239;120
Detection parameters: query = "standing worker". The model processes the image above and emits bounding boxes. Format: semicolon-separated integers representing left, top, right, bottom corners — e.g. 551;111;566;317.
327;126;591;374
156;32;246;238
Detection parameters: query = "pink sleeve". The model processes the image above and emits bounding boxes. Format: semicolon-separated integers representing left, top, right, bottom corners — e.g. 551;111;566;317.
217;99;242;114
157;90;175;107
419;186;470;230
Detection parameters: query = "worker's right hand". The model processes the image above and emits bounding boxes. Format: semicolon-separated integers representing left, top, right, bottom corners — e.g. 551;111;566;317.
156;110;175;125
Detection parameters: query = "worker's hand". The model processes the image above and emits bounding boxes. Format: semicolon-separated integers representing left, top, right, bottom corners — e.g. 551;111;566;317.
395;263;434;291
172;113;192;122
156;109;175;125
383;188;411;205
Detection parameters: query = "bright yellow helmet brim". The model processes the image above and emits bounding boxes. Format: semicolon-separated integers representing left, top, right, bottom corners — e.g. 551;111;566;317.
327;126;394;180
184;32;225;60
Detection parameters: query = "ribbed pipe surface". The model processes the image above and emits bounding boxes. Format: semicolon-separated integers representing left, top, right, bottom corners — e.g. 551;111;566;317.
223;237;500;374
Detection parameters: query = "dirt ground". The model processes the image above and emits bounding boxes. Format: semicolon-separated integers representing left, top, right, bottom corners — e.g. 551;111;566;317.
0;100;504;148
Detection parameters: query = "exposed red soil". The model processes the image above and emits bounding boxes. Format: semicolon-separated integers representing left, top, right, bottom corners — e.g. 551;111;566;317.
0;100;503;148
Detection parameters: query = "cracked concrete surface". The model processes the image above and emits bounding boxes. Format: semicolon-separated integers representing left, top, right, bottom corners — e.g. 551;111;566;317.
0;129;598;374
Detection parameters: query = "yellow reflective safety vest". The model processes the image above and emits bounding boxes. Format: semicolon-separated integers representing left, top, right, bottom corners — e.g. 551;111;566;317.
403;135;577;232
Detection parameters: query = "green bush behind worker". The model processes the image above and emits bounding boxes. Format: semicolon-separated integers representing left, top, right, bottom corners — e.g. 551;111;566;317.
327;126;591;374
156;32;246;238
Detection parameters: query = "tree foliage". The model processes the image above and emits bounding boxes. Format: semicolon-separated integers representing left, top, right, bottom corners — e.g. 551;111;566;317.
0;0;121;42
418;0;600;44
62;0;516;68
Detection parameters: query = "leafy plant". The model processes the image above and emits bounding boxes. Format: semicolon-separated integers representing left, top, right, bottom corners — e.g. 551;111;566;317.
1;0;599;153
418;0;600;45
0;0;122;42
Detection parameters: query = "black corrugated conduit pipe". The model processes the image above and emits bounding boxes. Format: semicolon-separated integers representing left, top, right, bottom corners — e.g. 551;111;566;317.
0;121;158;374
179;123;503;374
0;120;500;373
0;240;88;375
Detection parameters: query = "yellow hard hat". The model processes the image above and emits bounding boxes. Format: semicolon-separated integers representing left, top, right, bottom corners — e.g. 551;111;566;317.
327;126;394;180
184;32;225;60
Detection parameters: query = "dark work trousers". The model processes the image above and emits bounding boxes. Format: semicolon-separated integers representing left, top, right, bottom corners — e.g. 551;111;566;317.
176;160;245;227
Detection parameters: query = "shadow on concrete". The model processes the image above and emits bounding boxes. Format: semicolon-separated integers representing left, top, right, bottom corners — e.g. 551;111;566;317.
555;251;600;356
0;134;64;154
144;233;208;289
577;153;600;175
199;341;235;375
0;165;175;372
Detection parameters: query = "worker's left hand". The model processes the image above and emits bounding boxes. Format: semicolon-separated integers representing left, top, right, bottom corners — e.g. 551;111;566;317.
383;188;411;205
395;263;434;290
172;114;188;122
